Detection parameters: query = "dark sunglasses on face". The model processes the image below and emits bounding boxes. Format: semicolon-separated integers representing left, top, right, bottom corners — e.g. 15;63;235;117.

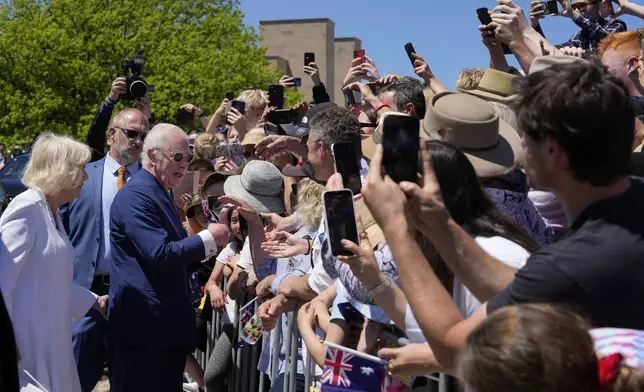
571;0;599;11
116;127;148;140
166;151;194;163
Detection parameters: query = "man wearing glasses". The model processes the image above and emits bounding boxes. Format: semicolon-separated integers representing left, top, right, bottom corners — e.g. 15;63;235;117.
533;0;626;52
60;108;149;392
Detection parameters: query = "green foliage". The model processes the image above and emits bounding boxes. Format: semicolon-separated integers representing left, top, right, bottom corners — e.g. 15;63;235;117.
0;0;290;147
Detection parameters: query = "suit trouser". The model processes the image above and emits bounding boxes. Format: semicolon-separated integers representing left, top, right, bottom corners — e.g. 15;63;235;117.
72;277;109;392
109;346;186;392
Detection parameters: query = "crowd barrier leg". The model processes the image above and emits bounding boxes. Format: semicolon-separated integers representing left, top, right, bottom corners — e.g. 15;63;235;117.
249;300;260;392
304;351;312;392
288;318;298;392
270;318;282;382
282;312;295;392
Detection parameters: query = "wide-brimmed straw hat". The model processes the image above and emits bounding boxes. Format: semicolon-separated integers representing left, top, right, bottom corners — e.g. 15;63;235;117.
423;92;522;178
459;68;516;103
224;160;285;214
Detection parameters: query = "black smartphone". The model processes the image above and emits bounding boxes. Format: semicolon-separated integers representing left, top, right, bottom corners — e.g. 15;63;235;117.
176;108;193;126
382;114;420;184
231;100;246;115
293;77;302;87
344;89;358;106
476;8;513;55
268;84;284;109
268;109;294;125
207;195;222;214
332;142;362;195
404;42;416;66
366;82;381;95
225;91;235;101
304;52;315;66
323;189;359;257
545;0;559;14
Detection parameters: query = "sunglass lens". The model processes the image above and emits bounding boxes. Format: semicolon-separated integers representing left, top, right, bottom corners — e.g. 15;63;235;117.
172;153;185;162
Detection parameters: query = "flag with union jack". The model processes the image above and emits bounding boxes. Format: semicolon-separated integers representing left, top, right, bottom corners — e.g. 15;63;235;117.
321;346;386;392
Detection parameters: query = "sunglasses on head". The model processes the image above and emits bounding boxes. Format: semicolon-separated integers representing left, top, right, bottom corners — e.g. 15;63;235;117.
116;127;148;140
571;0;599;11
166;151;194;163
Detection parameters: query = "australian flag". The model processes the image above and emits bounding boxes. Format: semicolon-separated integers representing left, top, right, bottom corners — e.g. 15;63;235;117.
321;346;386;392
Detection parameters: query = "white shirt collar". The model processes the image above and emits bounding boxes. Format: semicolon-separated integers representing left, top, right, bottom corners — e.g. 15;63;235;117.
105;153;140;176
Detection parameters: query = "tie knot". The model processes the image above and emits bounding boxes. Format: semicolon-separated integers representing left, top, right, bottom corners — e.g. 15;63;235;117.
117;167;127;176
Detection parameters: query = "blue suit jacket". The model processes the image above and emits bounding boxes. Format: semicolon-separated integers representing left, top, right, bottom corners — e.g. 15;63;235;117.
107;169;205;350
60;158;105;290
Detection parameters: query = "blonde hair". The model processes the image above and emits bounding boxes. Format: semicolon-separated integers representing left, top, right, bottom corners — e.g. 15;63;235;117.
22;133;91;196
456;68;485;91
236;89;269;112
194;132;219;160
295;179;325;231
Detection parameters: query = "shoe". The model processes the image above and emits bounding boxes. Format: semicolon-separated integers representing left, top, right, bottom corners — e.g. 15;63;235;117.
182;382;200;392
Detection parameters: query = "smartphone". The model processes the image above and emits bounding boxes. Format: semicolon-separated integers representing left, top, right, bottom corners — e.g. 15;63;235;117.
476;8;512;55
175;108;193;126
332;142;362;195
382;114;420;184
366;82;381;95
304;52;315;66
268;109;294;125
353;49;366;65
545;0;559;14
404;42;416;66
344;89;359;106
225;91;235;101
322;189;359;257
293;77;302;87
231;100;246;115
268;84;284;109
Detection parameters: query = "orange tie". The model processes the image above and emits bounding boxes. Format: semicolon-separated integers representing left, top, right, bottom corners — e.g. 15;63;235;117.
117;167;127;190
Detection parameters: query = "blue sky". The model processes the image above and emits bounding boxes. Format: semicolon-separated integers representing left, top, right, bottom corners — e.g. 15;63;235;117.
241;0;643;89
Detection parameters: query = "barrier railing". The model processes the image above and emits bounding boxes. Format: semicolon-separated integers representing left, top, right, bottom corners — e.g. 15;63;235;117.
196;280;452;392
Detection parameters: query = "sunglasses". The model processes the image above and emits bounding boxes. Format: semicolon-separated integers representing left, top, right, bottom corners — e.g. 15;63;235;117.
165;151;194;163
116;127;148;140
570;0;599;12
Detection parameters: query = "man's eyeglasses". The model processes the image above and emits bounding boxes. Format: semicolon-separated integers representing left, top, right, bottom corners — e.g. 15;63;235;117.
166;151;194;163
116;127;148;140
571;0;599;12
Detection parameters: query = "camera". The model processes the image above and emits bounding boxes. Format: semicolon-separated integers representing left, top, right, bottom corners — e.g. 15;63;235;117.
120;54;154;100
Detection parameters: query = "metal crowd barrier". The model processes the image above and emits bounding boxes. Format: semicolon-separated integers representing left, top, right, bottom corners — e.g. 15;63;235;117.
194;279;452;392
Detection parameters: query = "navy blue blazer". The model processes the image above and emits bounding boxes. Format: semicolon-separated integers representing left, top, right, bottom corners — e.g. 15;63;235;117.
107;169;205;350
60;158;105;290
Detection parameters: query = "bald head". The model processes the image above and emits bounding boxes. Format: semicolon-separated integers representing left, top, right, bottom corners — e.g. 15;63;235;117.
111;108;148;129
108;108;149;166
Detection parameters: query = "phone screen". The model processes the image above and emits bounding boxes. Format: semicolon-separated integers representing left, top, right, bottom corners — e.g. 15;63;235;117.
382;115;420;184
304;52;315;66
332;142;362;195
353;49;365;65
404;42;416;66
268;85;284;109
176;108;193;126
231;100;246;115
323;190;359;257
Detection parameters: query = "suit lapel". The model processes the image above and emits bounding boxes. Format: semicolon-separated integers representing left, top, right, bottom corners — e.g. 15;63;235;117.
140;170;186;239
88;158;106;233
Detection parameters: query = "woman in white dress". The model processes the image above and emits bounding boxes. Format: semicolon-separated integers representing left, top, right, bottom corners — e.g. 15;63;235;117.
0;133;108;392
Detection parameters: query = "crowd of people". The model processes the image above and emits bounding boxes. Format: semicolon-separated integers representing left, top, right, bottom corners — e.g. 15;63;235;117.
1;0;644;391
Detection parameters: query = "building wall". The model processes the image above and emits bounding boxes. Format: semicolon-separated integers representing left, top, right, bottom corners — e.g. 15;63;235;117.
260;19;335;103
333;38;362;105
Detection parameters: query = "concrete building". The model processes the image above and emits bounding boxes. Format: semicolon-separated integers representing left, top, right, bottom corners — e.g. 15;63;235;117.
260;18;362;105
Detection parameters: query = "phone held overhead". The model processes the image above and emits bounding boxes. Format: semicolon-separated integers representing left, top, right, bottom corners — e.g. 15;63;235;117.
382;113;420;184
476;7;513;55
323;189;360;257
332;142;362;195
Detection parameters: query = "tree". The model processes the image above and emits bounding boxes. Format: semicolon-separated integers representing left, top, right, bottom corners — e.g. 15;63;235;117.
0;0;299;147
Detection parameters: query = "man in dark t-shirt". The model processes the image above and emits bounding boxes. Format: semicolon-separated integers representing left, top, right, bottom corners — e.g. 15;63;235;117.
365;58;644;373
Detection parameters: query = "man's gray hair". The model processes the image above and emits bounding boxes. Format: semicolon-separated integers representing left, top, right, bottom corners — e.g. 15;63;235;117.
308;106;361;151
141;123;186;165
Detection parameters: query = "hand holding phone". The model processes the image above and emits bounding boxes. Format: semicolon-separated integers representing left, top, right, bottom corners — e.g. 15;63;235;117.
332;142;362;195
404;42;416;66
225;92;235;101
231;100;246;115
268;84;284;109
477;8;513;55
353;49;366;66
304;52;315;67
323;190;359;257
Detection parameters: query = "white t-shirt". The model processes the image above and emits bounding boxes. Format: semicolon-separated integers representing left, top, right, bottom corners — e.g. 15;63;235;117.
405;236;530;344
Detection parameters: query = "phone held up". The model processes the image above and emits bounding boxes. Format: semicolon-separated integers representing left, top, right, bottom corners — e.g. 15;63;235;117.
353;49;366;66
382;113;420;184
231;100;246;115
322;189;359;257
268;109;294;125
225;91;235;101
176;107;194;126
404;42;416;66
476;7;513;55
332;142;362;195
268;84;284;109
304;52;315;67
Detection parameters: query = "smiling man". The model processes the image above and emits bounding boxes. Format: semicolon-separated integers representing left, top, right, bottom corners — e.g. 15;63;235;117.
107;124;230;392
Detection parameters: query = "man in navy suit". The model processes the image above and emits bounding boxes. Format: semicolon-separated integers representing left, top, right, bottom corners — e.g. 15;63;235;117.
60;108;149;392
108;124;230;392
